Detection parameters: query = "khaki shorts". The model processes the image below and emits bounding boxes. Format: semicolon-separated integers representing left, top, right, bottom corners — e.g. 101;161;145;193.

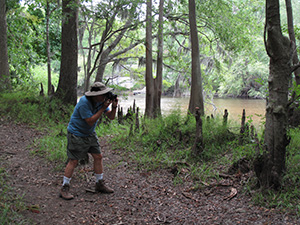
67;132;101;160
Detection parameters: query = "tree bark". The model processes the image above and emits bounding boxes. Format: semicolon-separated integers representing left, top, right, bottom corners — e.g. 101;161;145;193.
0;0;10;91
255;0;292;189
192;107;204;156
188;0;204;116
56;0;78;105
145;0;154;118
153;0;164;117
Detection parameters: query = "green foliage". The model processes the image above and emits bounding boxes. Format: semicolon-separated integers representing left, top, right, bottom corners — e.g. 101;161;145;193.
0;91;73;127
7;5;37;83
158;0;267;97
8;0;270;99
6;2;61;87
26;2;62;61
218;49;268;98
285;128;300;184
31;64;60;93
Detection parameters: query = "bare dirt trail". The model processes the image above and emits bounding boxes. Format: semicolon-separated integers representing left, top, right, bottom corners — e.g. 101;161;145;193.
0;120;299;224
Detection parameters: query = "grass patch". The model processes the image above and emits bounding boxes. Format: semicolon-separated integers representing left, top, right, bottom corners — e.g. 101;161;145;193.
103;112;239;179
0;91;72;128
0;168;31;224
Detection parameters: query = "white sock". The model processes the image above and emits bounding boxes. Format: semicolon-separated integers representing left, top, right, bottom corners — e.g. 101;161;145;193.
95;173;103;182
63;176;71;186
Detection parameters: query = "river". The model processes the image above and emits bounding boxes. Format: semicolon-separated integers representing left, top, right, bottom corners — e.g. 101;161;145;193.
117;95;266;127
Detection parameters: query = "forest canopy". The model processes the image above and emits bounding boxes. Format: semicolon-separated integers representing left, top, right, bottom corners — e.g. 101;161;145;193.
3;0;299;99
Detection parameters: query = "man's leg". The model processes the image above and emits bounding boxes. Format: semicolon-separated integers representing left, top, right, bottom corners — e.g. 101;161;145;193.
91;153;114;193
60;159;78;200
64;159;78;179
91;153;103;175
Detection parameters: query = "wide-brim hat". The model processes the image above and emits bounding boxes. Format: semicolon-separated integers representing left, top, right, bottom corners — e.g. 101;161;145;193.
85;82;113;96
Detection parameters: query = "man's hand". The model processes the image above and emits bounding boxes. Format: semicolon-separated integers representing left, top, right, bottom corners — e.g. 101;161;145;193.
105;98;118;120
103;99;112;109
112;98;118;109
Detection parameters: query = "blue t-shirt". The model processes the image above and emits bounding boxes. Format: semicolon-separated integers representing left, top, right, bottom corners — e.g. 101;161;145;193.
67;96;109;137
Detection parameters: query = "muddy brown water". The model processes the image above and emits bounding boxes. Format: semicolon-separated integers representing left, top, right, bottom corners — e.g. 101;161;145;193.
118;95;266;127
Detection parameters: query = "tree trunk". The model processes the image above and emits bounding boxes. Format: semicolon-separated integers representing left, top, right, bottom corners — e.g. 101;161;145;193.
188;0;204;116
46;1;53;96
83;19;96;92
0;0;10;91
255;0;292;190
173;74;182;97
145;0;154;118
95;52;109;83
192;107;204;156
285;0;300;127
153;0;164;118
56;0;78;105
95;20;131;82
285;0;300;85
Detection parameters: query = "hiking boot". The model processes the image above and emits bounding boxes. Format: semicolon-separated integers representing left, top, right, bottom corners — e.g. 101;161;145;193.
95;180;114;193
60;184;74;200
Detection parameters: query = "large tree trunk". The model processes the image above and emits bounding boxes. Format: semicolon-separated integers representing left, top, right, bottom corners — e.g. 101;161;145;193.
153;0;164;117
0;0;10;91
188;0;204;116
145;0;154;118
56;0;78;105
255;0;292;190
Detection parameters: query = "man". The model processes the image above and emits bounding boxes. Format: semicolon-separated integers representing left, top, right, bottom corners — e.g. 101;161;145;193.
60;82;118;200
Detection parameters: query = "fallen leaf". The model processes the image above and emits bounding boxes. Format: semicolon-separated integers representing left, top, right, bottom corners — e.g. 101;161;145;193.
224;187;237;200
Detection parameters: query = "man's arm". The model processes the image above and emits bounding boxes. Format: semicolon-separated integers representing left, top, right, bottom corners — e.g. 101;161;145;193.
105;106;117;120
85;107;107;126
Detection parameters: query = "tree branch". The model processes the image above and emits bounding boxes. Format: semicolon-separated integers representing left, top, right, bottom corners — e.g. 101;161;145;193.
291;63;300;74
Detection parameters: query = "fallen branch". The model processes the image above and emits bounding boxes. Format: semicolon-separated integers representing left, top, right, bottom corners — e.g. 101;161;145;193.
182;191;199;203
0;151;16;155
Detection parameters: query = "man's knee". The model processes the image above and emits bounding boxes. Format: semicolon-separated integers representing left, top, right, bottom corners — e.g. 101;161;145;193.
68;159;79;168
92;153;103;161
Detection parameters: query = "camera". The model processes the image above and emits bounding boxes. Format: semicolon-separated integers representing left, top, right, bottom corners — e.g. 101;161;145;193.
105;91;117;101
